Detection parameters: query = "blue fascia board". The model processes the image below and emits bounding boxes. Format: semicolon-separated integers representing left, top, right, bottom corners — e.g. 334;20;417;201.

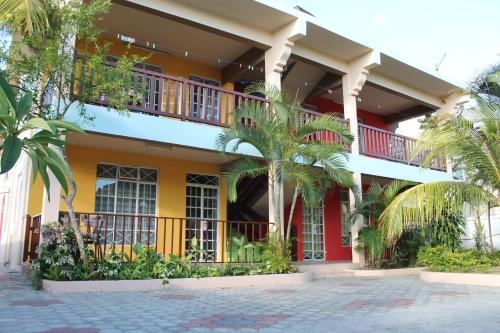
65;104;452;183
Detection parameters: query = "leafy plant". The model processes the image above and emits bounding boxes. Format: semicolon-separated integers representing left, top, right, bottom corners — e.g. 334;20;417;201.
0;72;83;196
416;246;493;272
260;231;297;274
355;225;386;268
29;221;91;288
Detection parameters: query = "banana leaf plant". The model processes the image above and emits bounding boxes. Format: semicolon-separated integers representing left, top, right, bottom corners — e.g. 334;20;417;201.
0;71;83;199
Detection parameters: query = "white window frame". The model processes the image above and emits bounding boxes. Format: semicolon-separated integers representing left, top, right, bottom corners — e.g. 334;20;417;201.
302;201;325;261
94;163;158;245
185;173;220;261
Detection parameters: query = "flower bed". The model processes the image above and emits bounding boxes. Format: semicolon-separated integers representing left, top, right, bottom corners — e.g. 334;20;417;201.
29;222;298;289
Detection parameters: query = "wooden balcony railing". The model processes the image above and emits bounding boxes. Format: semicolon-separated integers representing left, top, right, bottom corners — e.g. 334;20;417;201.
299;109;351;150
74;56;269;128
358;123;447;171
50;212;273;264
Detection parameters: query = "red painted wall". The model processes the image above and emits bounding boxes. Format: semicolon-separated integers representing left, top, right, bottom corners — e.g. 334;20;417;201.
285;185;352;262
306;97;390;131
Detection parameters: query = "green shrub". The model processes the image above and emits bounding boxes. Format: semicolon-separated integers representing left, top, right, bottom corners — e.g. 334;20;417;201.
31;230;297;287
416;246;493;272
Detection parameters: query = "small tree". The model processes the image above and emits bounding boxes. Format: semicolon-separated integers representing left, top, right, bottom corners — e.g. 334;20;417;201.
351;180;413;267
217;83;353;251
1;0;146;265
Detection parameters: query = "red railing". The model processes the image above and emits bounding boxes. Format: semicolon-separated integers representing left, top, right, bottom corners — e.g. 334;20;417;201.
57;212;272;264
358;124;447;170
299;109;351;150
74;56;269;128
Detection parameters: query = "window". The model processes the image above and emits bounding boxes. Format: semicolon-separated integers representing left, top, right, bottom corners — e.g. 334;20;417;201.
94;163;158;245
106;56;163;111
340;191;351;246
189;76;220;122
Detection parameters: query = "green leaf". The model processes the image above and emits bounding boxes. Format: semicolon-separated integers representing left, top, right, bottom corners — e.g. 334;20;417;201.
0;72;16;111
0;115;16;130
0;135;22;174
47;120;85;133
17;92;33;121
38;160;51;201
21;118;55;133
24;147;39;184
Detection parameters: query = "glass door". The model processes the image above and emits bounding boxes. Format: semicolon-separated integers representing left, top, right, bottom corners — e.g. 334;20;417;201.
302;203;325;260
185;173;219;261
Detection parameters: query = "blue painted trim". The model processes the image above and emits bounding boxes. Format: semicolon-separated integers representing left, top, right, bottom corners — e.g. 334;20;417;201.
65;104;452;183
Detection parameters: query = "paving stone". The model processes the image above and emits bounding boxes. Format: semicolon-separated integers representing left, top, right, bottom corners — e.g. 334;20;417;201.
1;273;500;332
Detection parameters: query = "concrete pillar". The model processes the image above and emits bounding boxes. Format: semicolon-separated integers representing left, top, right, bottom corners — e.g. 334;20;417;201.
341;51;381;266
349;172;364;266
264;18;306;234
40;170;62;225
0;153;32;271
436;95;466;175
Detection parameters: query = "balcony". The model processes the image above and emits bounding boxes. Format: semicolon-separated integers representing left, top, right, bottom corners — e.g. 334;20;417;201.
74;58;446;172
358;124;447;171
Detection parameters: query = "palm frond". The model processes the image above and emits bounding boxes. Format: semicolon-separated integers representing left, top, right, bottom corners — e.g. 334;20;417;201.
379;181;497;242
221;158;268;202
0;0;50;35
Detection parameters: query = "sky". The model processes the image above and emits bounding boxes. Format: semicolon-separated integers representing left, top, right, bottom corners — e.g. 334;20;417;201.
278;0;500;86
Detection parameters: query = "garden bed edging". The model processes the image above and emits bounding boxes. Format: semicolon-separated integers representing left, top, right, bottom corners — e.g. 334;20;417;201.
349;267;424;277
42;272;314;293
420;270;500;287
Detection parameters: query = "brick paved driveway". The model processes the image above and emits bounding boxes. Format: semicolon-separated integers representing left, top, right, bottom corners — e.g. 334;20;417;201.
1;272;499;333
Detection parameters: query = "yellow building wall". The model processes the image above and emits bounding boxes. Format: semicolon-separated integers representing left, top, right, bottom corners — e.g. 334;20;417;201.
27;176;44;217
60;145;228;259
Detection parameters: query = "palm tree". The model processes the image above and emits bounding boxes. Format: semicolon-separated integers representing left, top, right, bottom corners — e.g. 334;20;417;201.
379;65;500;247
351;180;413;267
0;0;51;36
217;83;353;247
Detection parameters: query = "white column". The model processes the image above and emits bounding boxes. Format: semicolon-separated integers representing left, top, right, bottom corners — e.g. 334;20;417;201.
341;51;381;266
436;95;466;175
0;153;32;271
40;171;62;224
264;18;306;235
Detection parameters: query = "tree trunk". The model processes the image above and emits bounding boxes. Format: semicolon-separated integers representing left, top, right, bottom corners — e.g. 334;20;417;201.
286;185;299;241
487;203;495;252
61;149;89;266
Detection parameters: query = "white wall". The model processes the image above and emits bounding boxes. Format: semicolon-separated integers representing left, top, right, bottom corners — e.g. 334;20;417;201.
0;153;31;271
463;206;500;250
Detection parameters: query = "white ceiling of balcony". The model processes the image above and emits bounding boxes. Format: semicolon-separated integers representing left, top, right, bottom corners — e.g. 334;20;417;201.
321;84;420;115
96;3;253;68
281;61;324;102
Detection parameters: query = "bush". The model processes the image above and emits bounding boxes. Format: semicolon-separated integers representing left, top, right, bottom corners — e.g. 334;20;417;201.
416;246;494;273
29;222;95;288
